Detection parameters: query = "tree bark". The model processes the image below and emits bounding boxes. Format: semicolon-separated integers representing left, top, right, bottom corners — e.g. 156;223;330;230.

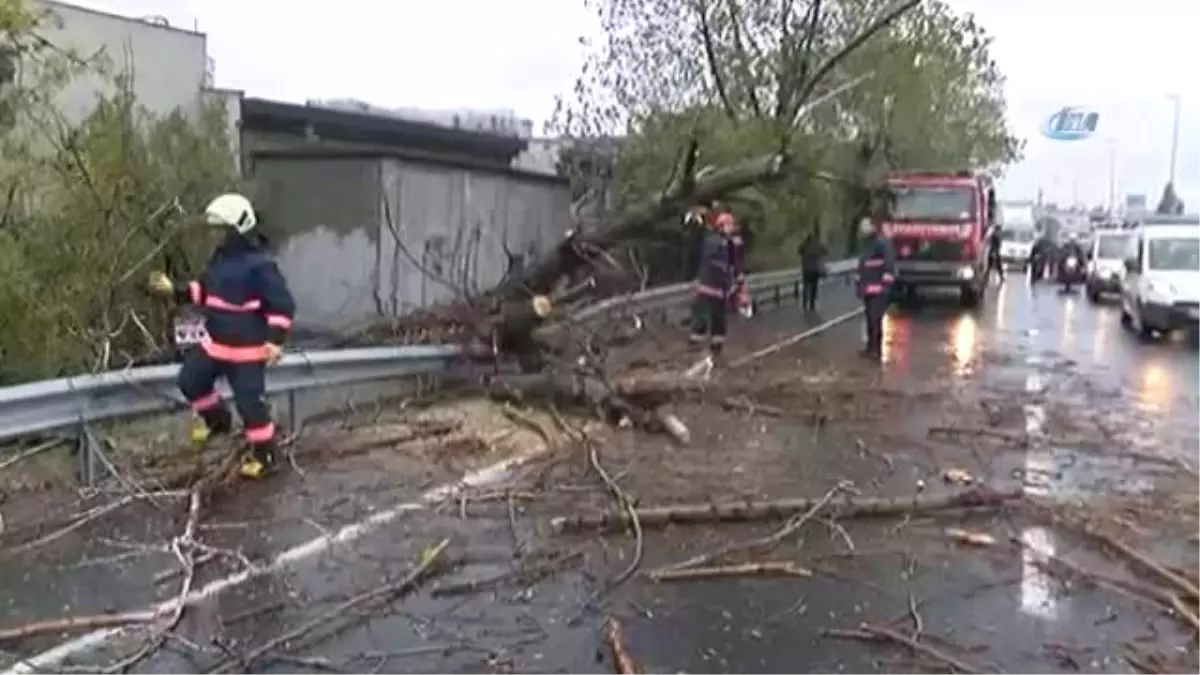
551;487;1023;534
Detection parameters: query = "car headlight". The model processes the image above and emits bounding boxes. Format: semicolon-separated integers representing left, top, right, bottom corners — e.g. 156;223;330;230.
956;266;975;280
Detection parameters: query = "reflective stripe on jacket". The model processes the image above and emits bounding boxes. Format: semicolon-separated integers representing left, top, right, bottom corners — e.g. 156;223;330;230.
856;233;896;297
187;232;297;362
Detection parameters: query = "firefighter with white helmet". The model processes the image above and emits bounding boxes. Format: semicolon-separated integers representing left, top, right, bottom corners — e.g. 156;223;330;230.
148;193;296;479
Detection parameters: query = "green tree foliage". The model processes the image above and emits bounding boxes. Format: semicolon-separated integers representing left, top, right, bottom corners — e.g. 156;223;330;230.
1;0;239;383
551;0;1023;267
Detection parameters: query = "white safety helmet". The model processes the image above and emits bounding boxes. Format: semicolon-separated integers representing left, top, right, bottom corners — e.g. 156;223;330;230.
203;193;257;234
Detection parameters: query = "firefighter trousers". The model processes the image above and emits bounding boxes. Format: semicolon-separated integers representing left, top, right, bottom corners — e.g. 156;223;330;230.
862;293;890;359
688;295;728;353
177;348;276;447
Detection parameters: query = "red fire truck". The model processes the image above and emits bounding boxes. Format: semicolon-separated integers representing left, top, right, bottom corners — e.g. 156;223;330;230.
881;170;997;307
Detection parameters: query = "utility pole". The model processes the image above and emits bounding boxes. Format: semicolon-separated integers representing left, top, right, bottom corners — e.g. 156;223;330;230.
1168;94;1182;185
1106;138;1118;215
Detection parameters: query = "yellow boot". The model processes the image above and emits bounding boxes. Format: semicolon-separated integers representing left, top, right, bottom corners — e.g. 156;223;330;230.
237;442;277;480
189;414;211;447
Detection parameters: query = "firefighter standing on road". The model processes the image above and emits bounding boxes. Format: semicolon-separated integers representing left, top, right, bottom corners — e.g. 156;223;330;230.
688;209;744;356
148;193;297;480
855;216;896;361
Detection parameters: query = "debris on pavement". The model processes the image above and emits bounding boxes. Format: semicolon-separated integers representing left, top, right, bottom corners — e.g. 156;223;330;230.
1;282;1197;674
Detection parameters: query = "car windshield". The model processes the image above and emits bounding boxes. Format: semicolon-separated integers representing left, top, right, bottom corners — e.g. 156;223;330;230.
888;186;975;222
1000;229;1035;243
1147;238;1200;271
1095;234;1132;259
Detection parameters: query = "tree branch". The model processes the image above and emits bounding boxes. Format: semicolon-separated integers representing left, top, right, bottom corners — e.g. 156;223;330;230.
695;0;737;118
723;0;764;118
795;0;920;110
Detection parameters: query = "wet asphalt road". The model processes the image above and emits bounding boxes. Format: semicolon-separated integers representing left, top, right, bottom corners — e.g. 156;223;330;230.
1;273;1197;673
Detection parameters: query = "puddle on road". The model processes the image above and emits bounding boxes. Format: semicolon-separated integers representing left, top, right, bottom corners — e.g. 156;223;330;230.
881;310;983;379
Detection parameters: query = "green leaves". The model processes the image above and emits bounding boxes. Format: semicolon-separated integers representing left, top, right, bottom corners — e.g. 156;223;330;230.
0;0;239;382
553;0;1021;268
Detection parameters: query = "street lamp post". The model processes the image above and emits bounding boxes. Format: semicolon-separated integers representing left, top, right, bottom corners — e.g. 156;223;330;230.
1106;138;1118;216
1168;94;1182;186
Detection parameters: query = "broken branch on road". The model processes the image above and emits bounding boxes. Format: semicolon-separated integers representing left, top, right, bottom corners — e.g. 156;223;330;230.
211;538;451;673
823;622;981;674
552;486;1025;534
647;481;852;575
604;616;640;675
647;561;813;582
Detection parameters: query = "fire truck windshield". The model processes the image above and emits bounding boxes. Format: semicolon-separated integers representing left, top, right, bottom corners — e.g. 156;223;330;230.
887;185;976;222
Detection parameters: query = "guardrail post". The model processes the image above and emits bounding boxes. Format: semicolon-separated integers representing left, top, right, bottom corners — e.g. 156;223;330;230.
286;391;300;437
773;285;781;306
77;424;108;486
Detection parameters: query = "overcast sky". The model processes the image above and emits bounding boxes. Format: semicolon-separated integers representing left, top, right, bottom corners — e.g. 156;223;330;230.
70;0;1199;210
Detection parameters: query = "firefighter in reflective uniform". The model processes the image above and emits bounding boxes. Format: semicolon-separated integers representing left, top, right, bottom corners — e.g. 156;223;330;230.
148;193;297;479
855;216;896;361
689;210;741;356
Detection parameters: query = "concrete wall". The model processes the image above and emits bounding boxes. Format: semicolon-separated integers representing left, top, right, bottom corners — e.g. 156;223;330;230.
32;1;209;121
201;86;244;175
253;155;571;338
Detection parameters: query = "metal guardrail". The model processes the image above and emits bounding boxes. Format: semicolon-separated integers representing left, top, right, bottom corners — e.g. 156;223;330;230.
0;260;856;483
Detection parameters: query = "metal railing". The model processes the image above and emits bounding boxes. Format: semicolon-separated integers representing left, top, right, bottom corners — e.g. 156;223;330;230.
0;260;856;483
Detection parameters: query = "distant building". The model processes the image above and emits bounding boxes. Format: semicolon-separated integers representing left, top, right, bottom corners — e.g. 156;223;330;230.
1125;194;1148;218
22;1;243;169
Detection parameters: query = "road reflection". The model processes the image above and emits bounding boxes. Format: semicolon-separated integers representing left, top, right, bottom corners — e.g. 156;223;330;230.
881;312;911;372
994;280;1009;331
949;314;978;376
1020;526;1060;620
1058;295;1077;355
1092;307;1114;363
1137;359;1173;412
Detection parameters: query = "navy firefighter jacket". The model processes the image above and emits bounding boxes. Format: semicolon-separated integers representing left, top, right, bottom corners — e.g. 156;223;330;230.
177;232;297;362
856;232;896;297
694;230;735;299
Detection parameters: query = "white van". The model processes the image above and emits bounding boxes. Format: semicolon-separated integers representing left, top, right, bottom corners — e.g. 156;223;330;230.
999;227;1037;268
1119;220;1200;343
1087;230;1135;302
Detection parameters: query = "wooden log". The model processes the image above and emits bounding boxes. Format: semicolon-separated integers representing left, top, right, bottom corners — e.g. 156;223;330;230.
604;616;640;675
551;487;1024;534
479;371;692;445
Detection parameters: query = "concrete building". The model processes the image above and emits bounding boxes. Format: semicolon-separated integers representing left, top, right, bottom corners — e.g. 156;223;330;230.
15;2;243;168
240;99;570;338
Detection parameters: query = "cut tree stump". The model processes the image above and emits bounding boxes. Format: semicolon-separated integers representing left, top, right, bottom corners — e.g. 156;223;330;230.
551;487;1024;534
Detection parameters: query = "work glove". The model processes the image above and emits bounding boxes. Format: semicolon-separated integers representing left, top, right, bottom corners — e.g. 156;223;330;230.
263;342;284;365
148;271;175;297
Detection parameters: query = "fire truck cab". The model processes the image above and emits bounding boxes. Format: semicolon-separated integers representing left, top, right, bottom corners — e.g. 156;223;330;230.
881;170;996;307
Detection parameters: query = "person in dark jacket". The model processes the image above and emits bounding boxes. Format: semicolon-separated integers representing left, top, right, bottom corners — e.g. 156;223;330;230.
1029;231;1055;281
855;216;896;361
986;225;1005;283
149;193;297;480
797;231;827;312
688;210;739;356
